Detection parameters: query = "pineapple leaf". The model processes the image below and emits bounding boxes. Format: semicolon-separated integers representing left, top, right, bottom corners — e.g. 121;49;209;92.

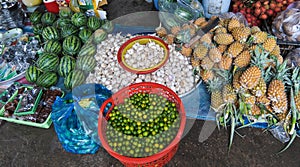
228;114;235;152
277;131;297;154
289;89;298;135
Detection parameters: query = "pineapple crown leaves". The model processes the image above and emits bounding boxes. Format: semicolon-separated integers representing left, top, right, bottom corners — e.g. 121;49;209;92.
251;45;272;69
291;67;300;95
273;60;292;86
213;68;232;84
206;77;224;93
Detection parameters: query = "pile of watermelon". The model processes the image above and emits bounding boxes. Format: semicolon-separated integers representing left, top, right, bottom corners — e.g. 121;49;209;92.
25;9;112;89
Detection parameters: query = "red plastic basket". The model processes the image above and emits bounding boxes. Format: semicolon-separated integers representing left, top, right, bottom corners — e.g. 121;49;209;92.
98;82;186;167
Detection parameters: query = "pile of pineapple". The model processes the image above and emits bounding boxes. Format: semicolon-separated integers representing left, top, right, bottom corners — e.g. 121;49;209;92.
156;16;300;148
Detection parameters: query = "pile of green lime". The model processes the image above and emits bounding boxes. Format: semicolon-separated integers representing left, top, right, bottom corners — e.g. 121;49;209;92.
106;93;181;158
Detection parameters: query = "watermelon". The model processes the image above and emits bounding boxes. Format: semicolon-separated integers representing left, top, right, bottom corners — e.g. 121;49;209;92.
78;45;96;57
101;20;114;33
41;12;57;25
87;16;101;31
78;29;93;43
93;29;107;44
64;70;86;90
33;24;44;35
58;55;75;77
25;65;41;83
44;40;62;55
71;12;87;27
59;7;73;18
36;53;59;72
76;56;96;72
61;24;78;38
36;72;58;88
55;18;72;29
62;35;82;56
30;11;43;24
42;26;60;41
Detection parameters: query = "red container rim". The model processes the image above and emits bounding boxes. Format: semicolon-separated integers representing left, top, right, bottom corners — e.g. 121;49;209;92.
98;82;186;164
117;36;170;75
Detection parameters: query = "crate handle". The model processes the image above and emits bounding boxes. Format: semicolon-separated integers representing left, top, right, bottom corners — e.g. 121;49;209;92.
99;97;114;118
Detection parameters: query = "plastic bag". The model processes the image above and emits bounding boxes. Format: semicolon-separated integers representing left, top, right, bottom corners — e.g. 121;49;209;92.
72;83;112;145
51;94;100;154
286;48;300;68
269;125;290;143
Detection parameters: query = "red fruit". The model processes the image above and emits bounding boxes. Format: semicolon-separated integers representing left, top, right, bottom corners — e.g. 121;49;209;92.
274;7;281;12
283;0;287;4
254;8;261;16
270;2;276;9
261;7;266;13
260;14;268;20
252;16;257;21
246;8;252;13
264;5;269;9
255;1;261;8
287;0;294;3
282;6;287;10
256;19;261;25
276;0;282;2
264;1;269;5
277;3;283;7
240;9;246;15
266;9;274;16
246;13;252;18
239;3;244;8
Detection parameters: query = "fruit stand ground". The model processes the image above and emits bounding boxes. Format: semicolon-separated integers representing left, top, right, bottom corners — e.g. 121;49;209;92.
0;0;300;166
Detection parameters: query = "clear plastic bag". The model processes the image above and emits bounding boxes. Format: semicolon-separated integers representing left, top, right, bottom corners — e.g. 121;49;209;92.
51;94;100;154
72;83;112;145
269;125;290;143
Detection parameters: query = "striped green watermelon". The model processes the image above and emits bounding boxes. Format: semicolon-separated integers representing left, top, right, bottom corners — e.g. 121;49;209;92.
55;18;72;29
61;24;78;38
30;11;43;24
87;16;101;31
41;12;57;25
58;55;75;77
64;70;86;90
76;56;96;72
62;35;82;56
78;45;96;57
71;12;87;27
79;26;88;30
25;65;41;83
42;26;60;41
33;24;44;35
59;7;73;18
93;29;107;44
36;53;59;72
78;29;93;43
36;72;58;88
44;40;62;54
101;20;114;33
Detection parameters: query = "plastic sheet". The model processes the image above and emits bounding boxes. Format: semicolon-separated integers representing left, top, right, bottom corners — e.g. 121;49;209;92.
72;83;112;145
269;125;290;143
51;94;100;154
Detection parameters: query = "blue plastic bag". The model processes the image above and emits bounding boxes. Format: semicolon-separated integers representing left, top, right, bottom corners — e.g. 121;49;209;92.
51;93;100;154
72;84;112;145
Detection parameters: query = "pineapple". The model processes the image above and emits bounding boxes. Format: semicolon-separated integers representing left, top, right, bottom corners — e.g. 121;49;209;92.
228;18;241;32
222;84;237;104
267;80;286;102
200;69;215;83
251;77;267;97
194;17;206;26
201;56;215;70
234;50;251;68
262;37;277;52
271;54;284;65
227;41;244;58
252;31;268;44
250;104;261;116
182;24;196;36
207;78;224;111
191;56;200;67
218;55;232;70
209;47;222;63
217;45;227;54
251;26;261;34
295;93;300;111
214;27;227;34
271;94;288;114
155;26;167;37
231;27;251;43
276;112;289;122
256;95;271;105
214;33;234;45
219;19;230;28
181;46;192;57
245;95;256;107
239;66;261;89
193;43;208;59
270;45;281;57
233;70;243;90
200;33;213;44
165;34;175;44
171;26;181;35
